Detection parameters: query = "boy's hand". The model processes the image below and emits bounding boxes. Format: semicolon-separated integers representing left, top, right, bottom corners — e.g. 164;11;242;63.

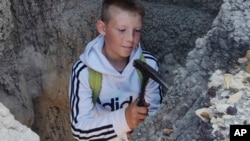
126;131;133;140
125;99;150;129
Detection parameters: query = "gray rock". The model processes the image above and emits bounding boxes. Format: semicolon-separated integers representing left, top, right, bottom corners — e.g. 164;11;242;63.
1;0;249;140
0;0;34;127
131;0;250;140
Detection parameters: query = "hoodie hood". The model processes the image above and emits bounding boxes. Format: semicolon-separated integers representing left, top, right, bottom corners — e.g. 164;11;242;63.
80;35;143;76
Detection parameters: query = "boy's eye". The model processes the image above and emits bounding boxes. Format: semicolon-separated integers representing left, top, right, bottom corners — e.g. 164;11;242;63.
135;29;141;33
118;29;126;32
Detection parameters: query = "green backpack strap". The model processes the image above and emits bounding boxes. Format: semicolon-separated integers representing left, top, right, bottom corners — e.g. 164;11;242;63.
89;54;145;104
136;55;145;84
88;68;102;104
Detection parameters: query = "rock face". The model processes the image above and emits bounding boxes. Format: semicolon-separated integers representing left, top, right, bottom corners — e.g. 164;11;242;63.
0;0;34;127
195;53;250;140
131;0;250;140
1;0;249;140
0;102;40;141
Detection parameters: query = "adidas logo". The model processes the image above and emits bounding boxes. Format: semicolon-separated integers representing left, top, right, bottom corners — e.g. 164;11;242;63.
102;96;133;111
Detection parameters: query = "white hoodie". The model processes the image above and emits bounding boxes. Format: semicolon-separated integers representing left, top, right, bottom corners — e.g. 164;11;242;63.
69;35;162;141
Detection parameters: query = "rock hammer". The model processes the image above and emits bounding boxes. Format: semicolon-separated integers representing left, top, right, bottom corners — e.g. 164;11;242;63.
133;59;169;107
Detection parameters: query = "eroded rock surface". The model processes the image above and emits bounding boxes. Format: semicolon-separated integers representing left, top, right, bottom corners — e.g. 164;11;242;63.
131;0;250;140
0;0;34;126
2;0;249;141
0;102;40;141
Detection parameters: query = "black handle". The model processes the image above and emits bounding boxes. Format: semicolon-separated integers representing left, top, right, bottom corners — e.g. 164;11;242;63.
137;76;149;107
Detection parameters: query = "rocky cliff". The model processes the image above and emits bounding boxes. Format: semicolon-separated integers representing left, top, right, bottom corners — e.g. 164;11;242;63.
132;0;250;140
1;0;249;140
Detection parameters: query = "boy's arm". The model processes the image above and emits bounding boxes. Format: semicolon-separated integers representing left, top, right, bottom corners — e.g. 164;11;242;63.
144;58;163;115
68;61;131;140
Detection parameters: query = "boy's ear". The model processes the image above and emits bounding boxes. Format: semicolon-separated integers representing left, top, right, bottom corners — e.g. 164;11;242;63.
96;20;106;35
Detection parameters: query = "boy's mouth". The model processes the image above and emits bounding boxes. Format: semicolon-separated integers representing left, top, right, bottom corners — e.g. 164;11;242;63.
122;46;133;52
122;45;133;49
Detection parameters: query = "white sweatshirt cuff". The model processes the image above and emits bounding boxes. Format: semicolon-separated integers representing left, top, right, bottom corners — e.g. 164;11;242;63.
111;108;132;136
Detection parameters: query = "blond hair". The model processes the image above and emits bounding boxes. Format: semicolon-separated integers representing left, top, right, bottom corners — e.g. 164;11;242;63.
101;0;145;23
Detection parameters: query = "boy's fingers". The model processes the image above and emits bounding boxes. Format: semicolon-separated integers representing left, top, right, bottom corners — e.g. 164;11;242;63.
137;108;148;116
136;113;147;120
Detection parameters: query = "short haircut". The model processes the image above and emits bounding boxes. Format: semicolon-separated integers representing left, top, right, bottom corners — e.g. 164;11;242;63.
101;0;145;23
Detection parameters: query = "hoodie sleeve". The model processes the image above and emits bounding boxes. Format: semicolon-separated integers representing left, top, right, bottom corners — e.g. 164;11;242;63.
68;60;131;141
143;52;163;115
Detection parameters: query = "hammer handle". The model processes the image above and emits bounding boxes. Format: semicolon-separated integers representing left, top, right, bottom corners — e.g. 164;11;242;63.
137;76;149;107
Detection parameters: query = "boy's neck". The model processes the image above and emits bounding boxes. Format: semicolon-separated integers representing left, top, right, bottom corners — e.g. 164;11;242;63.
102;47;129;72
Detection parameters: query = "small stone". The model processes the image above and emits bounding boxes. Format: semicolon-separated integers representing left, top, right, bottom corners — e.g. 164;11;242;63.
242;79;248;84
226;106;237;115
238;57;248;64
221;90;230;97
203;99;211;107
210;98;219;105
227;91;243;104
245;64;250;73
223;73;233;89
216;104;229;113
214;130;225;140
243;119;250;125
208;87;216;97
163;129;174;136
195;108;211;121
201;112;210;119
211;117;218;124
245;50;250;59
222;115;234;119
201;122;212;134
244;77;250;83
233;65;240;69
247;91;250;97
216;118;224;124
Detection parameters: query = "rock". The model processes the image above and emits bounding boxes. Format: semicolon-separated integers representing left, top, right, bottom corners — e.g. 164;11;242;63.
208;70;224;88
227;91;243;104
195;108;211;121
226;106;237;115
238;57;248;64
0;102;40;141
207;87;217;97
133;0;250;140
245;64;250;73
243;119;250;125
0;0;34;127
245;50;250;59
195;50;250;139
163;129;174;136
1;0;250;140
223;73;233;89
215;104;229;114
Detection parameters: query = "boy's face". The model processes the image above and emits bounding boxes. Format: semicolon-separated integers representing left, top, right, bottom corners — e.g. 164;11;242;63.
101;6;142;59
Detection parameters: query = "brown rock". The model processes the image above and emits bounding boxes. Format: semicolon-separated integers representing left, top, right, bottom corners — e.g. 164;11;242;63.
163;129;174;136
201;112;210;119
245;50;250;60
245;64;250;73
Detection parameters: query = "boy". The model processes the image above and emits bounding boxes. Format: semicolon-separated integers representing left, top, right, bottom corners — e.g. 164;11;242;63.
68;0;162;140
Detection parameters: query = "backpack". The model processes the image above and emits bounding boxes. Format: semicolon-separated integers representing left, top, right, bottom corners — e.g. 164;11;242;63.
88;55;145;104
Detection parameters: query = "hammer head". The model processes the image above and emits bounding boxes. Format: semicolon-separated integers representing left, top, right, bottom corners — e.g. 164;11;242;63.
133;59;169;90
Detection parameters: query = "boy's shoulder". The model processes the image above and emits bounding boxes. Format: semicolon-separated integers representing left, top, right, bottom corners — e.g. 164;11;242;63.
142;51;158;64
71;59;88;73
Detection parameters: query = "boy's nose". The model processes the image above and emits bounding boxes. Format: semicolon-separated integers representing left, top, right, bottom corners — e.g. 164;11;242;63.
125;31;134;42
